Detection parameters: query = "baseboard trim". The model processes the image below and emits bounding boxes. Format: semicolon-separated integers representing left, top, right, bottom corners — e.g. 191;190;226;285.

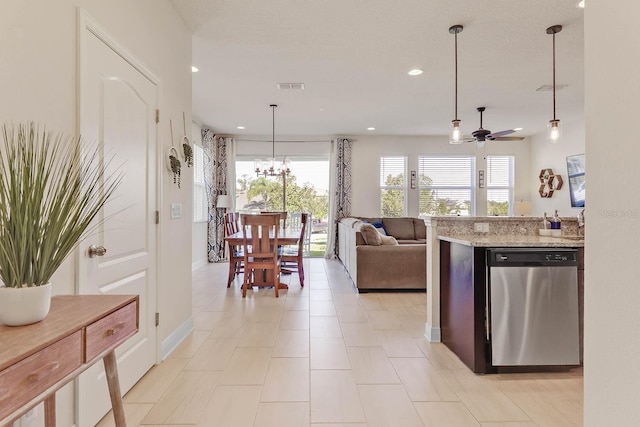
161;317;194;360
425;323;441;342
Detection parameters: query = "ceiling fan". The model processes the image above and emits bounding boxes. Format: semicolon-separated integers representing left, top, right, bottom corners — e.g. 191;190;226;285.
461;107;524;146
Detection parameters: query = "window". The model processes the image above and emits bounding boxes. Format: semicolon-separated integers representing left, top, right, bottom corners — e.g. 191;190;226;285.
486;155;514;216
380;156;407;217
419;156;475;217
193;144;208;222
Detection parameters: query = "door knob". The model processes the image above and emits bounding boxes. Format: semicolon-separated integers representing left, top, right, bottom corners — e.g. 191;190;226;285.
88;245;107;258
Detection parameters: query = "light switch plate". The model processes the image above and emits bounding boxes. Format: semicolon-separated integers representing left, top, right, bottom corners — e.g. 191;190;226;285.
171;203;182;219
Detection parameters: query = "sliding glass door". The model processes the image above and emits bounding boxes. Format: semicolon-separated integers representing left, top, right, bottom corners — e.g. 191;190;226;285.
235;157;329;256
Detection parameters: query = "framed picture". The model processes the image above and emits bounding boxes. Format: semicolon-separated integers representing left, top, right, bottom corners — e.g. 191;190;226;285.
566;153;585;208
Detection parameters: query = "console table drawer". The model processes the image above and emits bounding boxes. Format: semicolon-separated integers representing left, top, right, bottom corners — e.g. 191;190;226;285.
0;331;82;420
85;301;137;362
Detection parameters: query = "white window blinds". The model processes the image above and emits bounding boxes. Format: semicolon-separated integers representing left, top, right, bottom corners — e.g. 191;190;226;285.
486;155;514;216
380;156;407;217
418;156;475;217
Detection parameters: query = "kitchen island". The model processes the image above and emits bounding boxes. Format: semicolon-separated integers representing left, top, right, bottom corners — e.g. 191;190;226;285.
425;217;584;373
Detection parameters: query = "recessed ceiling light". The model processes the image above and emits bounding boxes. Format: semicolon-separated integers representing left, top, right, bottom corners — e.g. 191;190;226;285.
514;127;523;131
576;0;585;8
367;127;375;131
408;69;423;76
237;126;245;130
191;66;199;73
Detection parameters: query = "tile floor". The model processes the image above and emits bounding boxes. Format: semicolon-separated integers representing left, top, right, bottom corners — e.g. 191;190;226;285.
98;258;583;426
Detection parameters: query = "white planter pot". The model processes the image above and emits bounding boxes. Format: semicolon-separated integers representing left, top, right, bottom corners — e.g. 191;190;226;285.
0;283;52;326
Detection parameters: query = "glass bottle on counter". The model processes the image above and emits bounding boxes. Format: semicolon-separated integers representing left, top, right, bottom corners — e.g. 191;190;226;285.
542;212;550;230
550;209;562;236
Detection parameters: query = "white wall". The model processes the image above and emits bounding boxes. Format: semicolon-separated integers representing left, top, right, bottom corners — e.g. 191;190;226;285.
234;136;333;158
349;135;531;218
584;1;640;425
192;122;208;270
0;1;192;425
529;120;586;217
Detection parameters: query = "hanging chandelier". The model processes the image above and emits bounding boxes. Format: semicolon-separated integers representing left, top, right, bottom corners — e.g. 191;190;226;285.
546;25;562;143
254;104;291;177
448;24;464;144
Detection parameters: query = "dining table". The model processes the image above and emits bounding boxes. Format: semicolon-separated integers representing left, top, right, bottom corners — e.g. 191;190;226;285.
224;228;301;289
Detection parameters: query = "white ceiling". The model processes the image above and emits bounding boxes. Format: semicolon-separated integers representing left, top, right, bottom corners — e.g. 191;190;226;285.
172;0;584;139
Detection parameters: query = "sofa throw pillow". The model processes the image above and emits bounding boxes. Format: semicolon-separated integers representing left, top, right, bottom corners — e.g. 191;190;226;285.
360;223;382;246
372;221;388;236
380;234;399;245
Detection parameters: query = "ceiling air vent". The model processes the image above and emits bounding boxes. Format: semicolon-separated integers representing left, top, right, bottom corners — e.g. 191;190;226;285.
536;84;567;92
277;83;305;90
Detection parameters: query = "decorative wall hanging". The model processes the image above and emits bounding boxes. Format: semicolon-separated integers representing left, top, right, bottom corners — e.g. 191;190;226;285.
538;168;563;198
168;120;182;188
181;112;193;167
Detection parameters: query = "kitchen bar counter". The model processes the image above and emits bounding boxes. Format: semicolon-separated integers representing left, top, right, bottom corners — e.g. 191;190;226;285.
425;216;584;353
437;234;584;248
437;239;584;373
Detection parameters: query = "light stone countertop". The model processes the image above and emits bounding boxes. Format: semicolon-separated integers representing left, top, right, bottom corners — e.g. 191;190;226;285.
437;234;584;248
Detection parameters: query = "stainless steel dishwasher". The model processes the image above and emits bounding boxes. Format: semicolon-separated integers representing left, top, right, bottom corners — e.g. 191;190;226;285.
488;248;580;366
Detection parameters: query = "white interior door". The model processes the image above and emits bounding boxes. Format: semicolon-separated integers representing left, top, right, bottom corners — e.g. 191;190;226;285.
77;12;158;427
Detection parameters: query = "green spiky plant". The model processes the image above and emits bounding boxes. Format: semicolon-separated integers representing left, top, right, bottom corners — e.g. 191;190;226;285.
0;122;121;288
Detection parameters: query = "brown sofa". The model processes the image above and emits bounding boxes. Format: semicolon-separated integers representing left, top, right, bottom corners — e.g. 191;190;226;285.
337;217;427;292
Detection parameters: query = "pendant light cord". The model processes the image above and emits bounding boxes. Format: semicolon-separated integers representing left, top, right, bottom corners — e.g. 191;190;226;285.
552;31;556;121
271;104;276;159
454;30;459;121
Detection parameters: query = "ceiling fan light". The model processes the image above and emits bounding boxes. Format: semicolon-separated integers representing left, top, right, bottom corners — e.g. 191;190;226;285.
449;120;463;144
547;119;561;143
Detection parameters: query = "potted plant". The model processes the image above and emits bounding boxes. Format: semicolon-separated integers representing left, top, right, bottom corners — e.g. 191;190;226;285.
0;122;121;326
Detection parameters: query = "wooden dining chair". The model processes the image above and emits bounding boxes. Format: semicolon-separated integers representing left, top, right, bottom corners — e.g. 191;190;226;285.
240;213;282;297
261;211;287;229
225;212;244;287
280;212;308;287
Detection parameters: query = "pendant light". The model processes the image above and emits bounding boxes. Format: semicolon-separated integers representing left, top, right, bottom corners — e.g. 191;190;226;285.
449;24;464;144
254;104;291;177
546;25;562;143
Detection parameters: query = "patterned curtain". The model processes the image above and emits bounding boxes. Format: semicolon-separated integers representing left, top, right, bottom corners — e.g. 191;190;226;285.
202;130;231;262
326;138;352;258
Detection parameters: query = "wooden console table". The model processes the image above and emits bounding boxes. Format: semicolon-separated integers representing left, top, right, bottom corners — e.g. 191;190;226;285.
0;294;139;427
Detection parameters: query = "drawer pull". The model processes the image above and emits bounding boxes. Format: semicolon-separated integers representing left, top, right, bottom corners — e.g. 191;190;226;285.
105;322;125;337
26;361;60;384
